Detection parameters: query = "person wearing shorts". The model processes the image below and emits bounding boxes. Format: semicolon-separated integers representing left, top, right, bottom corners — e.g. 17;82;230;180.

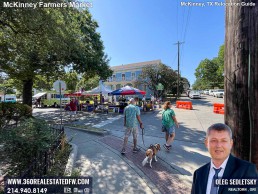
121;98;143;154
161;101;179;150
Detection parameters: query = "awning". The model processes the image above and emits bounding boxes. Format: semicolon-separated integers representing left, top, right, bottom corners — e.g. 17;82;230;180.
110;86;146;95
33;92;47;98
82;82;112;95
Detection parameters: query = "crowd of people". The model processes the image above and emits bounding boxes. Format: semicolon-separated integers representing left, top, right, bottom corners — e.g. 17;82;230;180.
64;95;161;116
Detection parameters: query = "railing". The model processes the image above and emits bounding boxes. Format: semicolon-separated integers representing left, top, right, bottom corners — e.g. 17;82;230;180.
20;125;65;177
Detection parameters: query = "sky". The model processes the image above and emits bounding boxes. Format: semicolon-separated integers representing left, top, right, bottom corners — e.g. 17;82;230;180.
87;0;225;85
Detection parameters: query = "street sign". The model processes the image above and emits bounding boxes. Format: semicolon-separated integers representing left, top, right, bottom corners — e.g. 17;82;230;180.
156;83;164;90
53;80;66;93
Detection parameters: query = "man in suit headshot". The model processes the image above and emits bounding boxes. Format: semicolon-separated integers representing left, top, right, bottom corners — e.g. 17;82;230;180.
191;123;257;194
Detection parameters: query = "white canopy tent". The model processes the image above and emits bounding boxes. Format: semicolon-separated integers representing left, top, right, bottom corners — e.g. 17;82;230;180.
82;81;112;95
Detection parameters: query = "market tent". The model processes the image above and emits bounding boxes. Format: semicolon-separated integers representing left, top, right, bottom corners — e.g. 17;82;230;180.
65;91;83;97
111;85;146;95
33;92;47;98
82;82;112;95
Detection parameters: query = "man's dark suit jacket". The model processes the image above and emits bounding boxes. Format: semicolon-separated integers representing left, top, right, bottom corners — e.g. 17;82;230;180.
191;154;258;194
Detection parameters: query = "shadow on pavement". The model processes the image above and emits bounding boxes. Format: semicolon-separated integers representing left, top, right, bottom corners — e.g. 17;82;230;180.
74;140;154;194
99;136;191;194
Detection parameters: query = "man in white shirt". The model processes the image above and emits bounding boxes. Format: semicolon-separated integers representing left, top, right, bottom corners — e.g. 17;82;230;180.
191;123;257;194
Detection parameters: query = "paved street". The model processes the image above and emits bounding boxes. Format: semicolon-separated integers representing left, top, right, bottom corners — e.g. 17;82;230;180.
33;95;224;194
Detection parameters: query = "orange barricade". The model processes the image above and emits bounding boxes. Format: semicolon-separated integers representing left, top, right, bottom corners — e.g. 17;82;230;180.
213;103;224;114
176;101;193;110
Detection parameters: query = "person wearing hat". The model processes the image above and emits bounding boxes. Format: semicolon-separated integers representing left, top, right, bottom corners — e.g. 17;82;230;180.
121;98;143;154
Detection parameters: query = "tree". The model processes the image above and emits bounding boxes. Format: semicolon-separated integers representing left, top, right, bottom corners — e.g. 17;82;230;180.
169;77;190;95
194;59;220;88
33;74;62;92
0;1;112;106
192;78;209;90
136;63;179;98
61;71;79;93
193;45;224;89
225;0;258;168
180;77;190;93
76;75;100;92
213;45;224;88
215;45;224;78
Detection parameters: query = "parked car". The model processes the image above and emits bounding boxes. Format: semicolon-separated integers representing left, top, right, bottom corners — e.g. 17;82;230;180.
213;89;224;98
189;90;201;99
203;90;209;95
208;89;215;96
198;90;204;94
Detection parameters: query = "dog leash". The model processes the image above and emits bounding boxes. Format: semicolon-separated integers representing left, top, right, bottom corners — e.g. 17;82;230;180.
141;127;146;147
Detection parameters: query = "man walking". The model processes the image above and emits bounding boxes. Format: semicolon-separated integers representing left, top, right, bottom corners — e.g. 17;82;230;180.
121;98;143;154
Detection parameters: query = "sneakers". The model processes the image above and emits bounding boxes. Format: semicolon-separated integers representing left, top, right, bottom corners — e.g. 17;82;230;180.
121;148;126;155
133;147;140;153
163;144;170;151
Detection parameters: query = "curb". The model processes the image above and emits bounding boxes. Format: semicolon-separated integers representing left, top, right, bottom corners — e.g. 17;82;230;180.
64;143;78;176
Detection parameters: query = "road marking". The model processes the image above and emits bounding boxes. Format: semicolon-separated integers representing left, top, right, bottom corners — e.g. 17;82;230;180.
93;115;123;128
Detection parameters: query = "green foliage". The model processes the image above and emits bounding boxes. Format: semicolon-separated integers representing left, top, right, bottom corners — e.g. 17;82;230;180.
215;45;224;79
0;1;112;106
0;78;17;94
61;71;79;92
76;74;100;91
136;63;190;97
192;78;208;90
33;74;61;91
70;168;82;177
0;103;32;129
193;45;224;89
0;118;55;175
47;142;71;176
170;77;190;94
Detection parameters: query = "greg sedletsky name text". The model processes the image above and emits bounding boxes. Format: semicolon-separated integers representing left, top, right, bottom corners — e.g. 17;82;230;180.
2;1;93;9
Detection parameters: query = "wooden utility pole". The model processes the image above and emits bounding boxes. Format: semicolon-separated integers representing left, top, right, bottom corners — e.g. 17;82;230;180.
174;41;184;98
225;0;258;168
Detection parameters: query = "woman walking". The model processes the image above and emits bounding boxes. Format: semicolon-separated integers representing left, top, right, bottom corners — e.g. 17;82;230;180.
161;101;179;150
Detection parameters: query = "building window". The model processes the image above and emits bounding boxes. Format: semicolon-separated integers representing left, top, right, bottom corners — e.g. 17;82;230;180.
113;75;116;81
132;72;135;80
122;74;125;81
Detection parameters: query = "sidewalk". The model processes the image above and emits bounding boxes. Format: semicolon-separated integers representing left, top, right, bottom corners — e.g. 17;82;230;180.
65;128;190;194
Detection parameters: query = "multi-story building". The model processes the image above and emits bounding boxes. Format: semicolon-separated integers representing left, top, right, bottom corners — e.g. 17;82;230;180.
105;59;161;97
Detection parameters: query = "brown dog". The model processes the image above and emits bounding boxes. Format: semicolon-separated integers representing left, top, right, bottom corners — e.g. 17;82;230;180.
142;144;161;168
